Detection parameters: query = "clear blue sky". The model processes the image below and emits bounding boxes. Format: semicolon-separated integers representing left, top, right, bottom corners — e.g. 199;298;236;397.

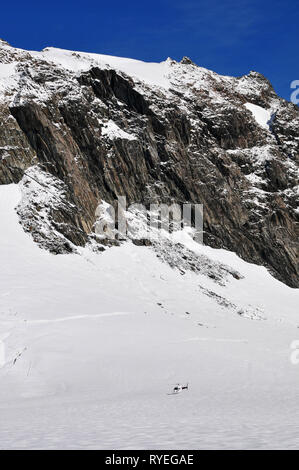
1;0;298;101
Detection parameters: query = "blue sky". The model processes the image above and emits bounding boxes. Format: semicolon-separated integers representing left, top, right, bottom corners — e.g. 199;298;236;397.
1;0;298;101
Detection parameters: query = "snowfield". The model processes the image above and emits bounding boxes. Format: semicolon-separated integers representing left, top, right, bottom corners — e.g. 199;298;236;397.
0;184;299;449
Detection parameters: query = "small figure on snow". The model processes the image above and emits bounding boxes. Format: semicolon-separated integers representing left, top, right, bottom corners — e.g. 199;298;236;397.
172;383;188;394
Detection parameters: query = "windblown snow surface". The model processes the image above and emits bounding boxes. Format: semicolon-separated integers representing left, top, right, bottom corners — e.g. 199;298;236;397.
0;184;299;450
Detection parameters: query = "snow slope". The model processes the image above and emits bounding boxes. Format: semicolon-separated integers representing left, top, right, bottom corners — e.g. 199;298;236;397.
0;184;299;449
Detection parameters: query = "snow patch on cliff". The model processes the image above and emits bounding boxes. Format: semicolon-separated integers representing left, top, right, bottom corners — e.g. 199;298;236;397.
0;62;17;93
244;102;272;130
101;120;137;141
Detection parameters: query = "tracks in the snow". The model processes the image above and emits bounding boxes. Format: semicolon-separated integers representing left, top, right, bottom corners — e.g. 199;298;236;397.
24;311;133;325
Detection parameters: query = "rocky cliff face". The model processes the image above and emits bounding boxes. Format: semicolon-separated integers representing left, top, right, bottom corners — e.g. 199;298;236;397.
0;40;298;287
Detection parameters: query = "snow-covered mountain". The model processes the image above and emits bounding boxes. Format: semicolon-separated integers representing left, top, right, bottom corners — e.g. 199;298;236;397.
0;41;298;449
0;39;298;286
